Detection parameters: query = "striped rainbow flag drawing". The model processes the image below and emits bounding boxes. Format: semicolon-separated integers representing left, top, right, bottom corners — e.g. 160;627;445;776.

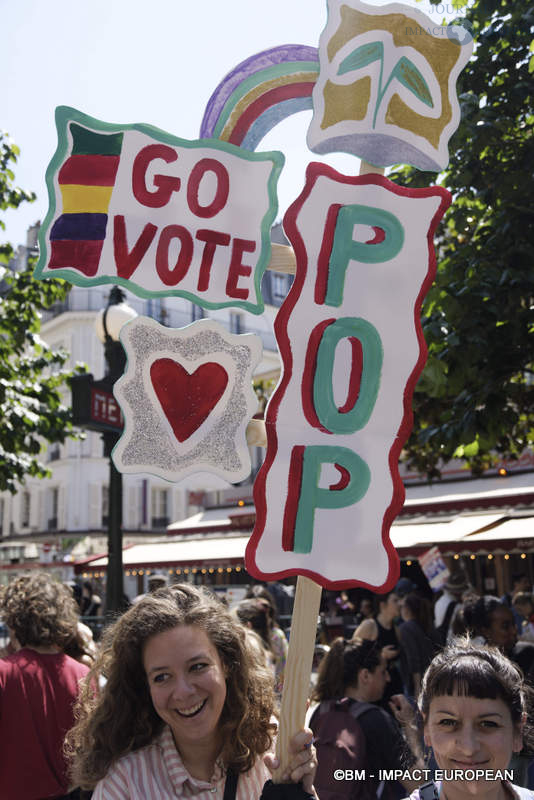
49;123;123;276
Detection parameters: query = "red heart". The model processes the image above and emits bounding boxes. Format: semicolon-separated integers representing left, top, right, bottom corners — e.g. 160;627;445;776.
150;358;229;442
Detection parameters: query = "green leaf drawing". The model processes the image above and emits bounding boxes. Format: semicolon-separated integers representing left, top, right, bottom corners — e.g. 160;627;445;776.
390;56;434;108
337;41;384;75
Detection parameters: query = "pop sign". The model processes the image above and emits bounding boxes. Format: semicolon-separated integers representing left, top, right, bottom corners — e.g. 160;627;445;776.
246;165;450;589
35;107;283;314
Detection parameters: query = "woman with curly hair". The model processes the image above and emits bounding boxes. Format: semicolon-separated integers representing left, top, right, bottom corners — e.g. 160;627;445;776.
0;571;89;800
67;583;318;799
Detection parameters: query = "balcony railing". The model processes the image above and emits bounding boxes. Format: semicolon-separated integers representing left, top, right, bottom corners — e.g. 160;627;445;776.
42;288;278;351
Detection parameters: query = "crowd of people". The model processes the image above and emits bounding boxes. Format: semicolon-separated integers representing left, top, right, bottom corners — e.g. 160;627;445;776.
1;569;534;799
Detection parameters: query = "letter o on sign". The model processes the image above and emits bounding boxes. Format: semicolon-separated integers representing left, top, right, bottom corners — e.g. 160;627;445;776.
187;158;230;218
314;317;383;434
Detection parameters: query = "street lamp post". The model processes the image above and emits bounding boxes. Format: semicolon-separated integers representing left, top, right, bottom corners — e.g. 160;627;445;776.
94;286;137;614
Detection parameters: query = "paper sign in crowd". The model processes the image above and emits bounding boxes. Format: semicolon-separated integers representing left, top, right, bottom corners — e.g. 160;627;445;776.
35;0;473;591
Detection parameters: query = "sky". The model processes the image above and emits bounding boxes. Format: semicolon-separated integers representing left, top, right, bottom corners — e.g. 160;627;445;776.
3;0;451;248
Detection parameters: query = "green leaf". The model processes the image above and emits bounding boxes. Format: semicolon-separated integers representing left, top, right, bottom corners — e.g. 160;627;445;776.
338;41;384;75
391;56;434;108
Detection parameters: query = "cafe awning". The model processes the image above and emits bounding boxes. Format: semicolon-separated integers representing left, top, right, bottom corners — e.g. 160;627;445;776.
77;534;250;572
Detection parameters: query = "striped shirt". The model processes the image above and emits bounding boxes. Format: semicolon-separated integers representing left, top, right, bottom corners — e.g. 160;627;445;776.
92;725;272;799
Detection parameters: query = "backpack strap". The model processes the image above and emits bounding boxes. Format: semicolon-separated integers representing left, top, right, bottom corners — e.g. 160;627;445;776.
223;768;238;800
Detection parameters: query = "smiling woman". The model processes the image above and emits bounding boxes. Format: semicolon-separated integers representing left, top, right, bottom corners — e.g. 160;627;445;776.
411;640;534;800
65;584;319;800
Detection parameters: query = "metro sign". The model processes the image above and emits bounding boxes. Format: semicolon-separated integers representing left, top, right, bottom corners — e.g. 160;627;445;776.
71;373;123;434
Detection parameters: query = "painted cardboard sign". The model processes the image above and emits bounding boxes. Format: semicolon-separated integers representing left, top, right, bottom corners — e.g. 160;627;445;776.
35;107;283;314
419;546;450;592
307;0;473;171
112;317;262;483
246;163;451;589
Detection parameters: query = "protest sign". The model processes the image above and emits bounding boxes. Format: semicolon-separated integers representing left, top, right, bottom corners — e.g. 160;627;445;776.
112;317;262;484
35;107;283;314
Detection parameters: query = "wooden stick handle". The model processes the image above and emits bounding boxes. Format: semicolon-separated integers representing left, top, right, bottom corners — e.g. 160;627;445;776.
273;576;322;782
359;160;385;176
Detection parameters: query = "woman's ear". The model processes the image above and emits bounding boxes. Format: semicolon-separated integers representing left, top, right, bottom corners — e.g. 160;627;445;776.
359;668;370;686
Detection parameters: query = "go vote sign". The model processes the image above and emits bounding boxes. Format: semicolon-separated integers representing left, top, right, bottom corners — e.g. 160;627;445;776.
35;107;283;314
246;163;450;590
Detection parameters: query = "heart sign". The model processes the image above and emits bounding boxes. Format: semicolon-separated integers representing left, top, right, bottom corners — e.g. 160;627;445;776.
112;316;262;484
150;359;228;442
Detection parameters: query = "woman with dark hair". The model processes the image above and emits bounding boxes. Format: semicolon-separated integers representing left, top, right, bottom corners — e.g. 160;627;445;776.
352;591;404;699
399;593;437;699
310;637;423;799
66;583;318;799
410;639;534;800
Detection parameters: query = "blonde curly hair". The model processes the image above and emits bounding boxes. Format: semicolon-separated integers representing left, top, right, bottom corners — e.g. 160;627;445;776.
66;583;276;790
0;571;79;649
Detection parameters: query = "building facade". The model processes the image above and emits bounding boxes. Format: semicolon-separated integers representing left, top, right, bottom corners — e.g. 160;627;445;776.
0;225;290;587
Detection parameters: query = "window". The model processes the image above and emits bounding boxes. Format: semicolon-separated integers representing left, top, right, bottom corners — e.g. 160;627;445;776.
21;491;31;528
47;488;59;530
102;485;109;528
272;274;287;302
48;443;60;462
191;304;204;322
0;498;4;537
230;313;243;334
151;488;169;528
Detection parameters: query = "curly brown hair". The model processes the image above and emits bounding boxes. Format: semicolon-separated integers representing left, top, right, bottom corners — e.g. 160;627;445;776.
0;572;79;649
66;583;276;790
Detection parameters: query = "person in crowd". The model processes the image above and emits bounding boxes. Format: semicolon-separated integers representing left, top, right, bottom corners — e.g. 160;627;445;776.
310;637;423;799
336;590;356;615
234;597;276;675
132;571;169;604
433;571;470;644
66;583;319;799
398;592;437;699
0;572;90;800
502;574;531;608
461;595;534;682
513;593;534;643
246;585;289;698
396;578;417;599
409;639;534;800
81;579;102;616
355;596;374;626
65;581;97;666
352;590;404;699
